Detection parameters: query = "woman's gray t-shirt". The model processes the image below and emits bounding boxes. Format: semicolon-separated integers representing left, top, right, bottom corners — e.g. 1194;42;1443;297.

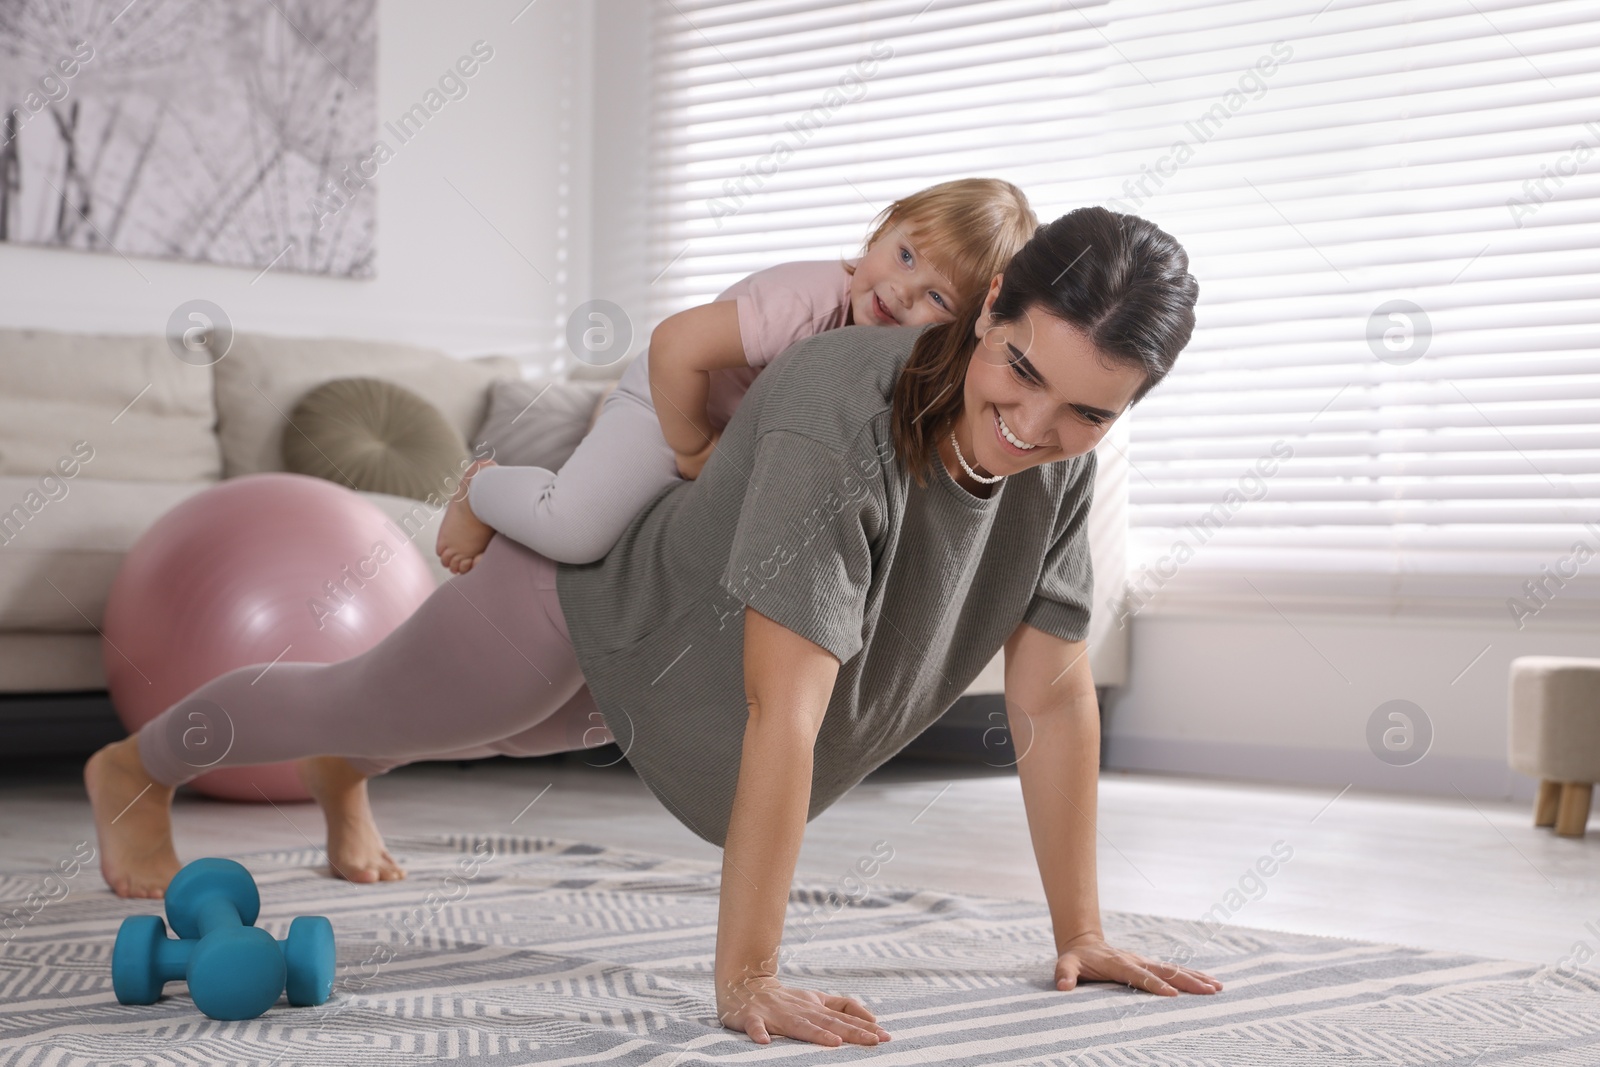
556;322;1096;849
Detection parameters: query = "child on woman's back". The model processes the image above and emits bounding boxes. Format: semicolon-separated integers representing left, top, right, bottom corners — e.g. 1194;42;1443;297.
290;179;1037;885
287;179;1038;884
433;177;1040;575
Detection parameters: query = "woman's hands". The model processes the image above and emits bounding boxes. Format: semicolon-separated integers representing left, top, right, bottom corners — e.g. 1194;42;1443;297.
718;974;891;1047
1054;931;1223;996
674;429;721;480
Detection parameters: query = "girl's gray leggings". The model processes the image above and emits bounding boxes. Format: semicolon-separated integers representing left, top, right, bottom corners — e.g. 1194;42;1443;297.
465;364;681;565
135;532;613;788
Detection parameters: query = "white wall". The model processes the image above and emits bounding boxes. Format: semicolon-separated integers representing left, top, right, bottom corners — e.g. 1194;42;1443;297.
1107;609;1600;802
0;0;593;369
580;0;656;382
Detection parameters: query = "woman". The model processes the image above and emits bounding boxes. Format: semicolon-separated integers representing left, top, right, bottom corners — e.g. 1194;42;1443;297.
87;205;1216;1047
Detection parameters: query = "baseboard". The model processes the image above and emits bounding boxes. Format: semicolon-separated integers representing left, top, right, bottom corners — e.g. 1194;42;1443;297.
1104;732;1542;804
0;690;1032;768
0;691;125;758
899;694;1013;764
6;692;1534;808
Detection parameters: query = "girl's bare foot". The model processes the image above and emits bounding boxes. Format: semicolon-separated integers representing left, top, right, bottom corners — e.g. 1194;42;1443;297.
436;458;497;575
297;756;405;884
85;737;180;898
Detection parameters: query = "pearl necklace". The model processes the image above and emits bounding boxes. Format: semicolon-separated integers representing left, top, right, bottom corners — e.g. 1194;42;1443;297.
949;429;1004;485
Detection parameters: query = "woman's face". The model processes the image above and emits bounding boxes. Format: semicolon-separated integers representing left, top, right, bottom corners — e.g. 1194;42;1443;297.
849;226;961;328
954;274;1148;477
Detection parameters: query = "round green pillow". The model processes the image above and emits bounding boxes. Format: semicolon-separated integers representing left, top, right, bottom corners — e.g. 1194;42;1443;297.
282;377;470;502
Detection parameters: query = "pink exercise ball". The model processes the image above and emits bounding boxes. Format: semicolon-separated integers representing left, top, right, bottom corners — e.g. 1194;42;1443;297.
102;472;437;802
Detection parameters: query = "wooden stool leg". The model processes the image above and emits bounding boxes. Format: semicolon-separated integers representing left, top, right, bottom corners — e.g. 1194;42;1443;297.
1555;783;1593;838
1536;780;1562;827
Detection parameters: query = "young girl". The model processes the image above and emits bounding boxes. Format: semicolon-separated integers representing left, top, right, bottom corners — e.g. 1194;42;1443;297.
433;177;1040;575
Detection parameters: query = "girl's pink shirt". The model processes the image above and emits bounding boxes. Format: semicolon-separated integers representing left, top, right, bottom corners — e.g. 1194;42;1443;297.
704;258;858;429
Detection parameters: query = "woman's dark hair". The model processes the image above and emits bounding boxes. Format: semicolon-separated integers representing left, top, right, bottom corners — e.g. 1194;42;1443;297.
890;205;1199;486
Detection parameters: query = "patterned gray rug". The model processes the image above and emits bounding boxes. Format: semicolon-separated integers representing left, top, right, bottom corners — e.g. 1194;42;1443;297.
2;834;1597;1065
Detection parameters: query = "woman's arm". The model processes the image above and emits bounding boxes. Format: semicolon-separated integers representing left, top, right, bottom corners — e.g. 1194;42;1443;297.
648;301;749;474
1002;621;1223;996
715;606;891;1047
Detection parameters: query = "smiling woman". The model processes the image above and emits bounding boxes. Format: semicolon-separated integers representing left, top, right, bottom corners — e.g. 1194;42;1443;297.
87;204;1206;1050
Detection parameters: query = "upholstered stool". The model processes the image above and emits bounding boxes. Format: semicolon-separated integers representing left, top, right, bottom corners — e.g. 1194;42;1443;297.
1509;656;1600;838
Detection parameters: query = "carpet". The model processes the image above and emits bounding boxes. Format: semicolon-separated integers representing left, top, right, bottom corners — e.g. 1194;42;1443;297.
2;834;1597;1065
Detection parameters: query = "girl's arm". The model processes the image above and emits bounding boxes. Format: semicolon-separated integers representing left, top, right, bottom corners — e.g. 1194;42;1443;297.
647;301;750;463
1002;622;1222;995
715;606;890;1048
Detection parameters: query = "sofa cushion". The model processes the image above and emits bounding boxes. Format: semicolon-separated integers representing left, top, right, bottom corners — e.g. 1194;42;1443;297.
473;377;612;472
0;632;109;691
0;476;213;631
213;334;519;478
0;476;455;633
0;327;221;483
282;377;471;502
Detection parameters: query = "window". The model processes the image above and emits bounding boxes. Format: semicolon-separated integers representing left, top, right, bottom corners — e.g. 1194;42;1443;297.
646;0;1115;315
1113;0;1600;622
647;0;1600;623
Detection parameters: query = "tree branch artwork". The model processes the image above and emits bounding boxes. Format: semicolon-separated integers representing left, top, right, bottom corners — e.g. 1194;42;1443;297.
0;0;376;277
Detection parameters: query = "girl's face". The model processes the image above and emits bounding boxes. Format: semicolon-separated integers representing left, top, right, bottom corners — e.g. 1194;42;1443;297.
953;274;1147;478
849;226;961;329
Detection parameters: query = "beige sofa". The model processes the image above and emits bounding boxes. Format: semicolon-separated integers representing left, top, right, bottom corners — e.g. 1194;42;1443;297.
0;328;523;695
0;325;1125;756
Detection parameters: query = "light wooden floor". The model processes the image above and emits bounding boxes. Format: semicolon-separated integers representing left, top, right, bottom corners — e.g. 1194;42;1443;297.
1;755;1591;967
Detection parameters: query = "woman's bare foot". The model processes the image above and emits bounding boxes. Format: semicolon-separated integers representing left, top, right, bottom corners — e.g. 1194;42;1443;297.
436;458;497;575
297;756;405;884
85;737;180;898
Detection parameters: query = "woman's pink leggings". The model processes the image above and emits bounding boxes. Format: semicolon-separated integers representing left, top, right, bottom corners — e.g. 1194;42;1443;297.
135;533;613;788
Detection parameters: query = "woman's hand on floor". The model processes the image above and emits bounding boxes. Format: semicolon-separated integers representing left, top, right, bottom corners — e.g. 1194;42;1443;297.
1054;932;1223;996
717;974;891;1047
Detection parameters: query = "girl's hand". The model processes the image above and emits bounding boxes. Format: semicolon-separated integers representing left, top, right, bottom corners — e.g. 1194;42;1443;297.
674;430;721;480
717;974;891;1047
1054;932;1223;996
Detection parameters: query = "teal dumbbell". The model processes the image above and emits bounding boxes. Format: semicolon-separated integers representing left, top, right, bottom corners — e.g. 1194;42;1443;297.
112;858;335;1019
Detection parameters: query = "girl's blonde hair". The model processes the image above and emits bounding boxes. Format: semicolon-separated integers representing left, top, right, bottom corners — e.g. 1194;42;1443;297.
843;177;1039;313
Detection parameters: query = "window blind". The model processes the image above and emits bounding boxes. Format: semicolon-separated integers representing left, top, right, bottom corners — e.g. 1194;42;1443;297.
647;0;1600;623
1109;0;1600;622
645;0;1116;313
